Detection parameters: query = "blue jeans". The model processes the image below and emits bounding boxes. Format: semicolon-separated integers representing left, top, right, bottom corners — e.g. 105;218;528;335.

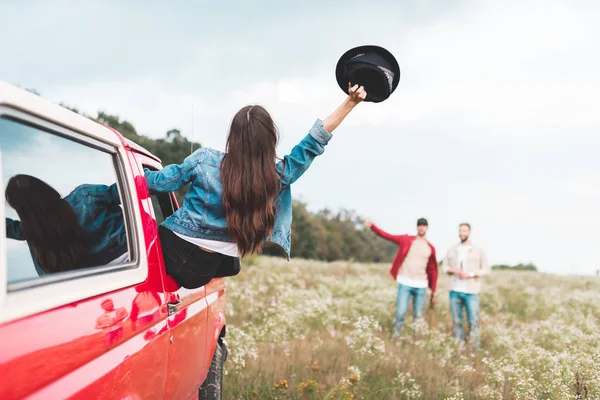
394;285;426;335
449;291;480;348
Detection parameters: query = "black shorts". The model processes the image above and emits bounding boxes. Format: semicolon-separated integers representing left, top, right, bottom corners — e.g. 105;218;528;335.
158;226;241;289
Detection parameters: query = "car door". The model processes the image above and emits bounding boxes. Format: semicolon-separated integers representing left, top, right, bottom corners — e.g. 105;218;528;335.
0;93;169;400
134;154;211;400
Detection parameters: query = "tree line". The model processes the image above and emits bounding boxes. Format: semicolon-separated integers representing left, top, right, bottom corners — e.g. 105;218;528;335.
262;201;398;262
491;263;538;272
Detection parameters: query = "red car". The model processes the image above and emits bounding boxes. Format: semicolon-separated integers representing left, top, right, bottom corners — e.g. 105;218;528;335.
0;82;227;400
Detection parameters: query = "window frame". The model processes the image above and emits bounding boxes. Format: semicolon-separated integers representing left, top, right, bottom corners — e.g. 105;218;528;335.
0;106;148;323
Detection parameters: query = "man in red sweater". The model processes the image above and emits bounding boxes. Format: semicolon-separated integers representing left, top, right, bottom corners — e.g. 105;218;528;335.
365;218;438;336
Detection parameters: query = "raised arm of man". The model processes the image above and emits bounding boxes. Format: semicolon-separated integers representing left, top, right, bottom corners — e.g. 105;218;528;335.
364;219;406;244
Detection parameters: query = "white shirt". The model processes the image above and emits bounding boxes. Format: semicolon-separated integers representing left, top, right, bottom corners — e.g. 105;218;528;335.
173;232;240;257
451;244;471;293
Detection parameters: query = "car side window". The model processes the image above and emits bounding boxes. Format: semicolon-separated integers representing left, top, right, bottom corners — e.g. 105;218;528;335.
151;196;166;225
1;116;132;285
145;166;176;225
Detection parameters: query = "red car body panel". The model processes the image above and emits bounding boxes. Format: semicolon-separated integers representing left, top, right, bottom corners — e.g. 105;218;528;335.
0;110;227;400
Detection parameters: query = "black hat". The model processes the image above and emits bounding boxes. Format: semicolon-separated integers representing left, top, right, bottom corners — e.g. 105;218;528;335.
335;45;401;103
417;218;428;226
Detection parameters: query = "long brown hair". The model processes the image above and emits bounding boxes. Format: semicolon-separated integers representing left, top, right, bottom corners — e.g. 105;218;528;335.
221;105;280;257
5;174;87;273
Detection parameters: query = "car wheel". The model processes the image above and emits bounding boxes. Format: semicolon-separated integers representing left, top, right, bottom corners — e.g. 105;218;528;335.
199;339;226;400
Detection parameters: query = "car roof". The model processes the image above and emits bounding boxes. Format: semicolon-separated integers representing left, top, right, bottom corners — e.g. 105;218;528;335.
122;137;161;163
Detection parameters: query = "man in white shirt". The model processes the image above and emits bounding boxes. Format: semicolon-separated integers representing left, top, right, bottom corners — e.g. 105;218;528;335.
442;223;490;349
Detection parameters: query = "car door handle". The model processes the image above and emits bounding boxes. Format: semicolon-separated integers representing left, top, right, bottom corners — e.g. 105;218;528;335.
167;300;181;316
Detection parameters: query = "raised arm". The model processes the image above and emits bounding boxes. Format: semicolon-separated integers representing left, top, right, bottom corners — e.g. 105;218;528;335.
144;152;200;193
322;84;366;133
276;120;331;186
364;220;403;244
277;85;367;186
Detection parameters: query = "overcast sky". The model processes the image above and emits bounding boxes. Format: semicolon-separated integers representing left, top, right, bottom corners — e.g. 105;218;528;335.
2;0;599;275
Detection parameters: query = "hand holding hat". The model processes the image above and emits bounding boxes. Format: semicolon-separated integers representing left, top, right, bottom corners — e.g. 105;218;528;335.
320;58;371;134
336;45;400;103
348;83;367;104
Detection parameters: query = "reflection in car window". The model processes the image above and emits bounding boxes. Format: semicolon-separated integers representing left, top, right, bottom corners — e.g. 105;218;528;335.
1;117;130;284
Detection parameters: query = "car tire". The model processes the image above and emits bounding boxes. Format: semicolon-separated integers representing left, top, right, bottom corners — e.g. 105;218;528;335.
199;340;226;400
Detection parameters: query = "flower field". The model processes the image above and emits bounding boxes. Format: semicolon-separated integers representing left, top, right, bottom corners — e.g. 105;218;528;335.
223;256;600;399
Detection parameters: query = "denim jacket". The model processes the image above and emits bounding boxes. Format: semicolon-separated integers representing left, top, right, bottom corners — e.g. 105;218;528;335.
6;183;128;268
144;119;333;257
